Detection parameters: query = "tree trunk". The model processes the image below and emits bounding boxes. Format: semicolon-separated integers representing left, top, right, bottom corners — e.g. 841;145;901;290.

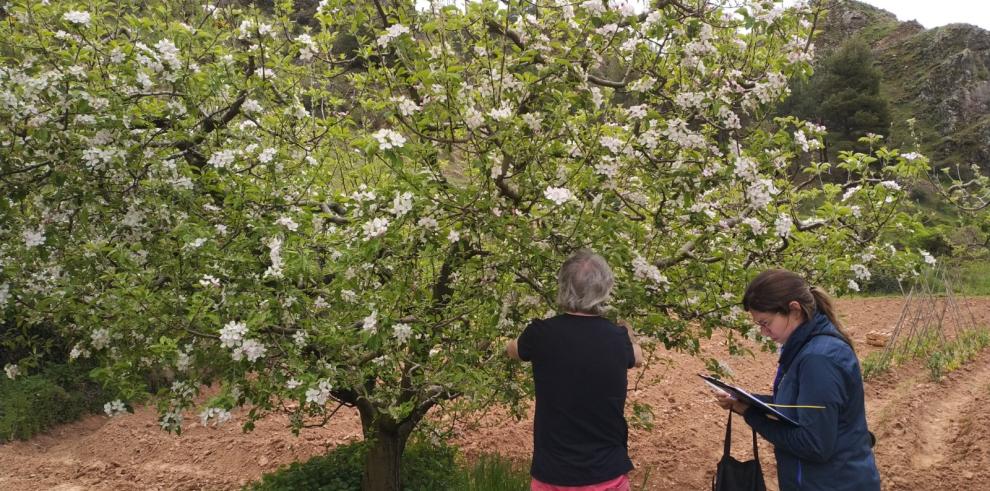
354;385;438;490
361;425;407;491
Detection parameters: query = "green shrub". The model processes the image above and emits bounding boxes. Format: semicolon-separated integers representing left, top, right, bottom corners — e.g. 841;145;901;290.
925;328;990;381
0;363;103;441
0;376;73;441
248;438;461;491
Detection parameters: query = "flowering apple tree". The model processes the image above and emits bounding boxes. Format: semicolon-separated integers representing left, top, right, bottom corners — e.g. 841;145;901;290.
0;0;929;488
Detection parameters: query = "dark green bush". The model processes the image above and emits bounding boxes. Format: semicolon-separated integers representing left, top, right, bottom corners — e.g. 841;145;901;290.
248;437;461;491
0;363;105;442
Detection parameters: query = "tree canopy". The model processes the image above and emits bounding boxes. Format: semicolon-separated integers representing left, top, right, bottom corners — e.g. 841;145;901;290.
0;0;929;488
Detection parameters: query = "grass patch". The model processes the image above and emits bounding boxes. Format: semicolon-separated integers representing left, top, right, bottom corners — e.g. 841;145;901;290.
953;260;990;296
0;363;104;441
457;454;530;491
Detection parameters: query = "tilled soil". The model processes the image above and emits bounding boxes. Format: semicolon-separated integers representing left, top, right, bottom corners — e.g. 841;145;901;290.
1;297;989;490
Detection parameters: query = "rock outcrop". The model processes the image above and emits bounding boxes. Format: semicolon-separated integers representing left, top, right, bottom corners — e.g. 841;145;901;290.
816;1;990;170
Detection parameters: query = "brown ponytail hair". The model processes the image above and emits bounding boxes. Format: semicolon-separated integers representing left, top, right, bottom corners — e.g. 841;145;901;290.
742;269;855;351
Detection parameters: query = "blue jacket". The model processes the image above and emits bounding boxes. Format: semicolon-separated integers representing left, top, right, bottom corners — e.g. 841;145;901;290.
743;312;880;491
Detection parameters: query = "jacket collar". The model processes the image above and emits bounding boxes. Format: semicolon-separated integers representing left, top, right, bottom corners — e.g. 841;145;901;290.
777;311;833;371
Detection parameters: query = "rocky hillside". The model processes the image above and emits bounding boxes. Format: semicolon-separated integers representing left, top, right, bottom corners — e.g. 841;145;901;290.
816;0;990;171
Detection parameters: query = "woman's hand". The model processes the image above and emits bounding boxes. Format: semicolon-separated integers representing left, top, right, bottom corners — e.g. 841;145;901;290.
714;392;750;415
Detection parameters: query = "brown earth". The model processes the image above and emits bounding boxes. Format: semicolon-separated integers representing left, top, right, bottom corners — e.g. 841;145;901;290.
1;297;989;490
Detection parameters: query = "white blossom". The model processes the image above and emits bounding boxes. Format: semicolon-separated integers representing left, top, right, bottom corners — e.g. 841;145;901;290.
176;350;192;371
391;96;421;116
208;149;236;168
902;152;922;161
286;378;302;390
373;129;406;150
595;161;619;179
393;323;413;343
851;264;872;281
258;147;277;163
418;216;438;229
719;106;741;130
0;283;9;309
104;399;127;417
522;112;543;132
297;33;318;61
626;105;648;120
234;339;267;362
632;254;668;286
275;216;299;231
219;321;247;349
199;407;232;427
733;156;759;181
775;214;793;237
582;0;606;15
377;23;410;47
199;274;221;288
254;67;276;79
242;98;263;114
305;379;332;405
264;236;283;278
362;217;390;240
742;217;766;235
447;229;461;243
847;279;860;292
91;328;111;350
389;192;413;217
22;227;45;247
63;11;92;26
464;107;484;129
544;186;574;206
920;249;937;265
155;39;181;71
4;363;20;380
489;103;513;121
186;237;207;250
292;330;307;347
69;344;90;360
362;310;378;332
746;178;779;208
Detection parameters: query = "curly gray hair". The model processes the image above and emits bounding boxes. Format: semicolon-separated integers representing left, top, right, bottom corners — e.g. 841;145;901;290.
556;249;614;315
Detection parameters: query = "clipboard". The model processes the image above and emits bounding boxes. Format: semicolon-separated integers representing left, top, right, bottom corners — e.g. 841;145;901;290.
700;374;799;426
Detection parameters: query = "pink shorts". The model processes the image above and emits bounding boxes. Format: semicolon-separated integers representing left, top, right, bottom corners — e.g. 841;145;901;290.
531;474;630;491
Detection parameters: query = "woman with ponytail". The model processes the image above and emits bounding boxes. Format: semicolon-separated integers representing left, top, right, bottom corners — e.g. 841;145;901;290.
714;269;880;491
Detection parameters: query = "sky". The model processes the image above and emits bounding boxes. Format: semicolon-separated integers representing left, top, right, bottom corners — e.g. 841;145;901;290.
859;0;990;31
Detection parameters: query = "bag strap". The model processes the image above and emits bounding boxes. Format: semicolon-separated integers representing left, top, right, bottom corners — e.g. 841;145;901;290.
723;410;761;459
723;410;733;455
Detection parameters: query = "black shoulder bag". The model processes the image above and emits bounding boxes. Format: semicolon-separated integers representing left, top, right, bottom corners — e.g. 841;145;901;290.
712;411;767;491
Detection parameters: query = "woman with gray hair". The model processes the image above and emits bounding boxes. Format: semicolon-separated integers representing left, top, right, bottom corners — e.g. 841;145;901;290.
507;249;643;491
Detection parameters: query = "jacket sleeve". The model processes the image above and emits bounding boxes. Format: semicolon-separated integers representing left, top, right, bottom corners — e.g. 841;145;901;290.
743;353;848;463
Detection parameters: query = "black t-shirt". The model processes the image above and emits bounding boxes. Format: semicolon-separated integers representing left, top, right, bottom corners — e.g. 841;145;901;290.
517;313;636;486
